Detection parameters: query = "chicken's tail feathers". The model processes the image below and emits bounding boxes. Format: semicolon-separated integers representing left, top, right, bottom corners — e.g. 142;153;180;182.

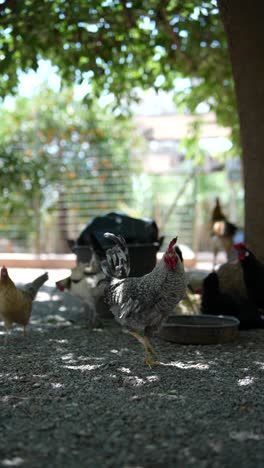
26;272;49;299
0;265;9;280
104;232;127;249
101;232;130;279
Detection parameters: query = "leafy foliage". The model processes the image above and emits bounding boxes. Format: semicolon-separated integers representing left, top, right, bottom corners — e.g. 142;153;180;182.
0;0;239;147
0;86;142;249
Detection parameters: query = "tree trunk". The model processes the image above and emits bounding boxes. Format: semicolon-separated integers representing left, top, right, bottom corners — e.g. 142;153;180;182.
218;0;264;260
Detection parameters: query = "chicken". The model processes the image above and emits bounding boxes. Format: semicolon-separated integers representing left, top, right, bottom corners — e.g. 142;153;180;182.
233;242;264;310
216;256;247;301
101;233;187;366
211;196;226;222
56;262;105;326
0;266;48;342
201;270;264;329
201;242;264;328
210;197;237;268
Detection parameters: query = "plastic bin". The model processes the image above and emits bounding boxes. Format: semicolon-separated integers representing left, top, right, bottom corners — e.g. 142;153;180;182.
72;242;160;276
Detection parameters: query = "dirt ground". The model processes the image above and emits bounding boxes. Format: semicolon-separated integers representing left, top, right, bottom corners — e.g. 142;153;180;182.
0;268;264;468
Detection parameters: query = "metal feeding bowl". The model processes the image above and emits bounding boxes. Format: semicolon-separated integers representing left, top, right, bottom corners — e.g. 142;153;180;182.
159;314;240;345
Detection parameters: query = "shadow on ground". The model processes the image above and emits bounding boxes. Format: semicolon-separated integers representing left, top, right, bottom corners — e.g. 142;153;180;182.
0;285;264;467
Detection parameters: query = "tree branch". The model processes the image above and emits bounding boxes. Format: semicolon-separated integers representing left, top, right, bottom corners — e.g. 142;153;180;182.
155;5;198;73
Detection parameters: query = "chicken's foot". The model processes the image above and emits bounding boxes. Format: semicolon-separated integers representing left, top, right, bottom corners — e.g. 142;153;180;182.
129;331;160;367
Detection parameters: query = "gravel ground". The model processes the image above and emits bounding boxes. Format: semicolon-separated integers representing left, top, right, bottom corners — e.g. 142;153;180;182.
0;269;264;468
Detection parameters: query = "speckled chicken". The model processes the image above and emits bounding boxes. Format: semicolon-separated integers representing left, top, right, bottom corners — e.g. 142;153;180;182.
101;233;187;366
0;266;48;342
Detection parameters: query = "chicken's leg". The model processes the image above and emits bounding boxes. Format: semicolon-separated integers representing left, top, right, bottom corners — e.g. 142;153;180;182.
4;320;12;345
129;331;159;367
4;328;10;345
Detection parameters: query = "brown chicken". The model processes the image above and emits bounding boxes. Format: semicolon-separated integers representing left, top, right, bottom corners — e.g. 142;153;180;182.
0;266;48;342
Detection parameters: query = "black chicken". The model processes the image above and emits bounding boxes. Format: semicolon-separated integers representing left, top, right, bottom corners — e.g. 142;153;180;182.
201;270;264;329
234;242;264;310
201;241;264;329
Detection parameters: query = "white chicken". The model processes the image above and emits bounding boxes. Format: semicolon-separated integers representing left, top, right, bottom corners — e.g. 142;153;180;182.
56;262;105;326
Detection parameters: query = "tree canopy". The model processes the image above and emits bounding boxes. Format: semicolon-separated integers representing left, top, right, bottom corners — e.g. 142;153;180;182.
0;86;142;251
2;0;264;257
0;0;238;145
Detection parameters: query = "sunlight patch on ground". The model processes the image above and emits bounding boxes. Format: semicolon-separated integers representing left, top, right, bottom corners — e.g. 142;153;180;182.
61;353;104;363
230;431;264;441
51;382;64;389
2;457;24;466
76;356;94;362
255;361;264;369
122;375;145;386
146;375;159;382
50;293;62;301
37;314;72;326
162;361;209;370
237;376;254;386
117;367;131;374
32;374;47;378
122;374;160;387
109;347;130;357
35;291;51;302
61;353;74;361
50;339;68;344
63;364;103;371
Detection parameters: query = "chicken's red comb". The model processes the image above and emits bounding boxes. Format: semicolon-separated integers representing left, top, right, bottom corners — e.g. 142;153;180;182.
168;237;178;252
233;242;247;250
